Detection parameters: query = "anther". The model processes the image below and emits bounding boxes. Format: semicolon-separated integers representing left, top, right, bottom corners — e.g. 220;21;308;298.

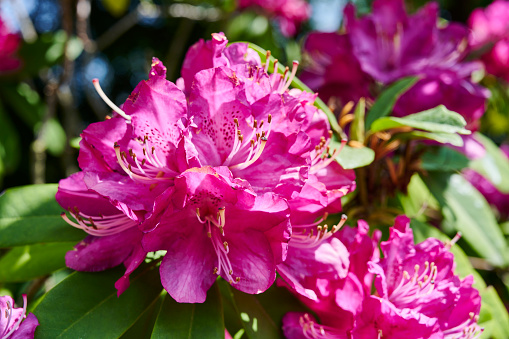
268;114;272;123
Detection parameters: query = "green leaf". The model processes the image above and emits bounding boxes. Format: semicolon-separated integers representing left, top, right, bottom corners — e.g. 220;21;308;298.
397;174;438;219
218;280;280;339
0;184;85;247
244;42;344;138
350;98;365;143
469;132;509;193
335;144;375;169
120;294;164;339
19;31;68;76
365;76;418;130
423;172;509;267
421;147;469;172
480;287;509;339
394;131;464;146
0;242;75;282
151;282;224;339
33;265;163;338
370;105;470;135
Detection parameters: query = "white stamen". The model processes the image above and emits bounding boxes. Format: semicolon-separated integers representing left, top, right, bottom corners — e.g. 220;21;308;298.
92;78;131;121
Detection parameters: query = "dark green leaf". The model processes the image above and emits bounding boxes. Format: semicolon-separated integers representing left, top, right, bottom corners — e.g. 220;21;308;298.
365;76;418;129
218;279;279;339
120;294;164;339
33;265;163;338
0;83;44;128
0;242;75;282
469;132;509;193
0;184;85;247
423;172;509;267
335;143;375;169
370;105;470;135
19;31;68;76
421;147;469;171
151;282;224;339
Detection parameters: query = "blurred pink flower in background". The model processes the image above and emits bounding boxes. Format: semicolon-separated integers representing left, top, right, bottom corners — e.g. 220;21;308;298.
238;0;311;37
0;295;38;339
0;17;21;74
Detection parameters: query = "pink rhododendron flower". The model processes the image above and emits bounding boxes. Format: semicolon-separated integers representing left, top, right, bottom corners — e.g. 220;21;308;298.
282;217;483;338
0;295;38;339
0;17;21;74
58;33;351;303
468;0;509;49
238;0;310;37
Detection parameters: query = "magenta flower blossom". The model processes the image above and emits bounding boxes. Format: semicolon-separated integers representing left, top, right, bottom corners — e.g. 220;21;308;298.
469;1;509;81
282;217;483;338
0;295;38;339
0;17;21;74
238;0;310;37
58;32;351;303
368;216;482;338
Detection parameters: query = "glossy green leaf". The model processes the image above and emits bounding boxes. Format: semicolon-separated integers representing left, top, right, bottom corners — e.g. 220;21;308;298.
120;294;164;339
151;282;224;339
370;105;470;135
365;76;418;129
0;184;85;247
244;42;344;138
33;265;163;338
397;174;438;219
480;287;509;339
423;172;509;267
350;98;365;143
421;147;469;171
470;132;509;193
394;131;463;146
0;242;75;282
335;143;375;169
219;279;280;339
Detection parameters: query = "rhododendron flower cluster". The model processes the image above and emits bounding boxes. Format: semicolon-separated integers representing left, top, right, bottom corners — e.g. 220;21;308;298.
282;216;482;338
301;0;488;135
56;33;354;303
238;0;310;37
0;295;38;339
0;17;21;74
469;0;509;82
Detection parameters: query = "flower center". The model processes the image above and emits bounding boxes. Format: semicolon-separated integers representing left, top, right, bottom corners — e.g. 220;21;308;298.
227;116;272;170
61;207;138;236
389;261;438;308
114;138;178;187
196;207;240;285
291;214;348;249
442;312;483;339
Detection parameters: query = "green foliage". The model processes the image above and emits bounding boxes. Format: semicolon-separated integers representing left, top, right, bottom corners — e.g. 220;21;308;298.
151;283;224;339
423;172;509;267
0;184;85;247
370;105;470;135
0;242;75;282
33;265;163;339
365;76;418;129
470;132;509;193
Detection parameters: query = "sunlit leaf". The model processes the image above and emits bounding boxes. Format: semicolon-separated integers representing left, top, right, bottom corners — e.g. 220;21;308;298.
365;76;418;130
334;143;375;169
0;242;75;282
33;265;163;338
0;184;84;247
370;105;470;135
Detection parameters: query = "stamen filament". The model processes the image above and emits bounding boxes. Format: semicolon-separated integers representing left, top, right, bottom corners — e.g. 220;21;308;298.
92;79;131;121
